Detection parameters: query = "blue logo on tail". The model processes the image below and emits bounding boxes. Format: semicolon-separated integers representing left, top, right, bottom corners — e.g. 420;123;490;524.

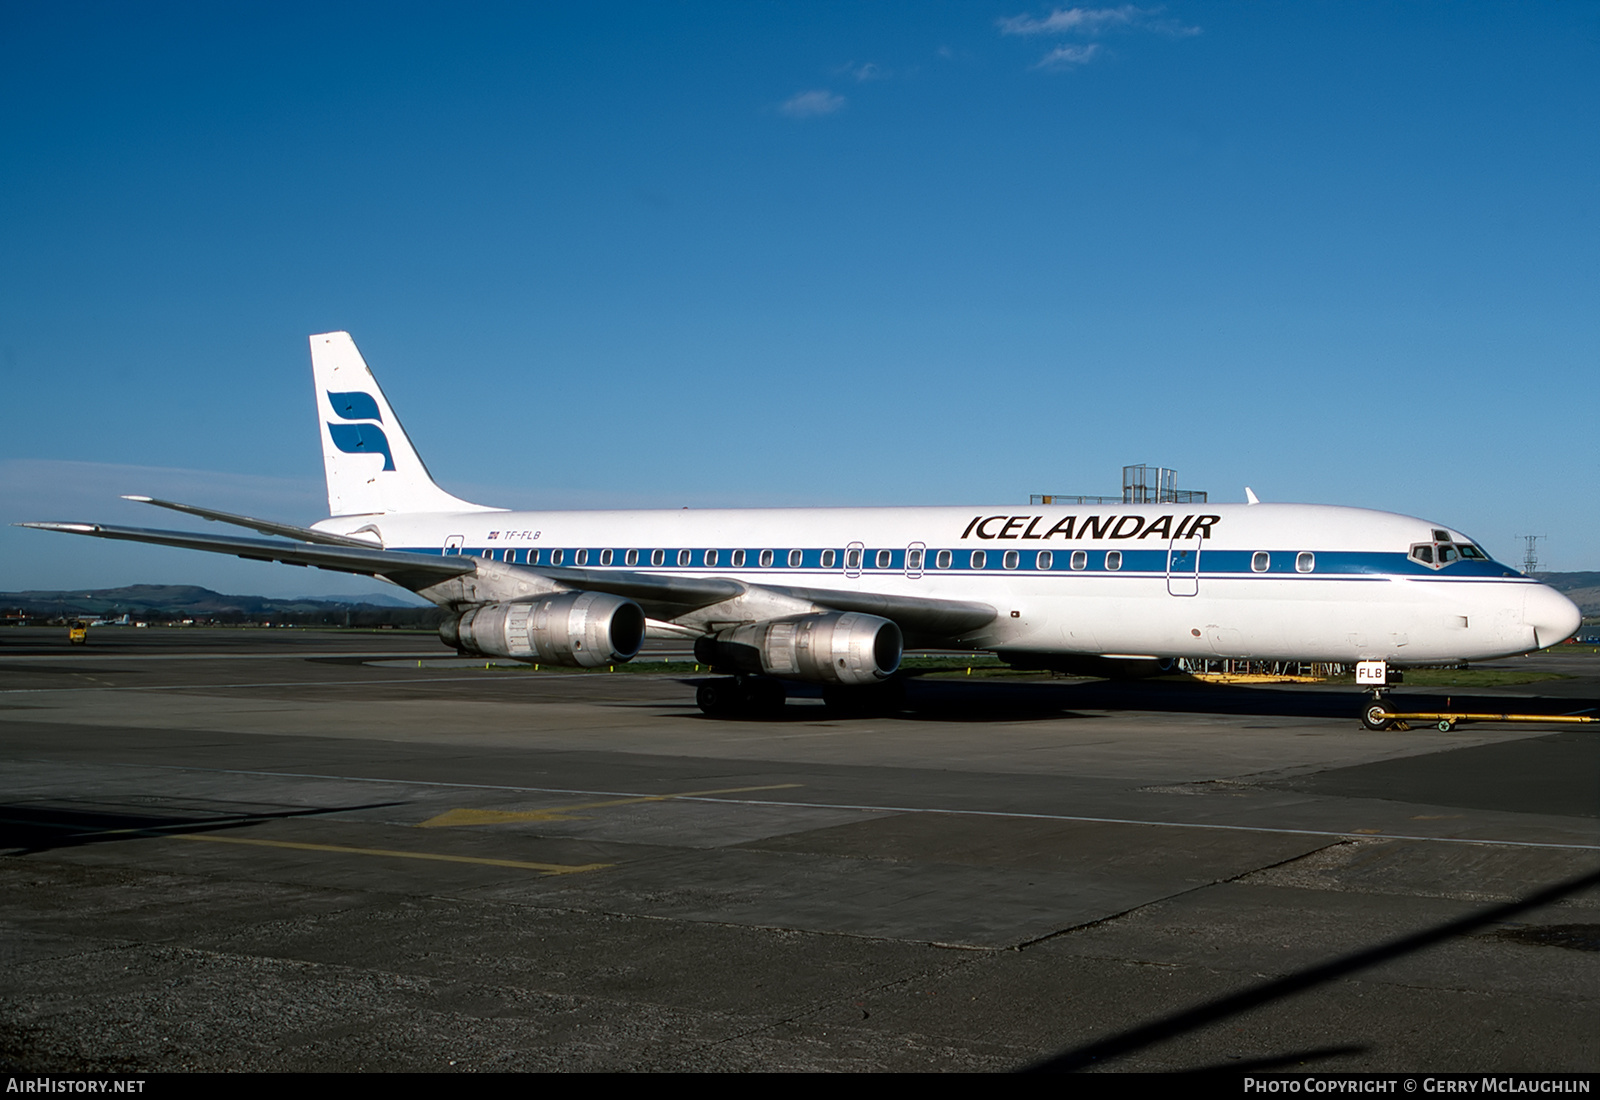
326;391;394;471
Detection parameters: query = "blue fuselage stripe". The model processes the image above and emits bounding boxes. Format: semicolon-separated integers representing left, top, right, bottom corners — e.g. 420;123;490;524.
405;545;1525;582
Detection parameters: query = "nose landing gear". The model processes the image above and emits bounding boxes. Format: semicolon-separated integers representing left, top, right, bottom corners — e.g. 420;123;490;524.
1362;696;1394;731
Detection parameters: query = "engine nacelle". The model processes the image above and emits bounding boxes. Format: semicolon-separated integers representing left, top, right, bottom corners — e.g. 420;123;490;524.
693;612;902;686
442;592;645;667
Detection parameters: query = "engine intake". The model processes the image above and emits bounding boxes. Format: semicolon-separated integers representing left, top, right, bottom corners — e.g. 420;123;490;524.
442;592;645;667
694;612;902;686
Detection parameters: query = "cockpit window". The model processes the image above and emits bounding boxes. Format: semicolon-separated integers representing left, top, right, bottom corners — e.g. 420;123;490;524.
1411;540;1486;568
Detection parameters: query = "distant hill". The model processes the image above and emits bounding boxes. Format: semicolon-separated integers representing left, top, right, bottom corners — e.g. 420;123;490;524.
1538;572;1600;617
0;585;443;625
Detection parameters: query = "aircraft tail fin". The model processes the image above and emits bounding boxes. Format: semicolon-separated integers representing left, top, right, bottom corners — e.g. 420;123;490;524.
310;332;498;517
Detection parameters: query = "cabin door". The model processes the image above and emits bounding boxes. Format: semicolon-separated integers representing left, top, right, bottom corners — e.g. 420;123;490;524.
1166;534;1201;596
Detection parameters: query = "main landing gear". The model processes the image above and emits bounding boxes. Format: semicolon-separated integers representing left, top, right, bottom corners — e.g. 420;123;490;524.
694;676;909;717
696;676;787;717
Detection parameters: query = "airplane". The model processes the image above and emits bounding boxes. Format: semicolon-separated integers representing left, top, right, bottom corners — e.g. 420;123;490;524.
23;331;1582;718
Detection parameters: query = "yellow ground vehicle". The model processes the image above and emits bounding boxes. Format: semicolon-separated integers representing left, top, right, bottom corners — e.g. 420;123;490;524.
68;620;88;645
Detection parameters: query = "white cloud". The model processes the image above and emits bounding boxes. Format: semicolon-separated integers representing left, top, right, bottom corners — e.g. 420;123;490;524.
998;5;1199;69
1034;43;1102;69
779;89;847;118
999;5;1144;36
999;5;1200;42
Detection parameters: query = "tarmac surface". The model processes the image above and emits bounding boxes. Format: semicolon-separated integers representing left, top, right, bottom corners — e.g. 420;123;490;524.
1;626;1597;1073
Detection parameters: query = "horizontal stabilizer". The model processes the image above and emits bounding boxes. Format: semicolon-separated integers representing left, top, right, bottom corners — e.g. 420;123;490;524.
19;522;473;589
121;496;380;548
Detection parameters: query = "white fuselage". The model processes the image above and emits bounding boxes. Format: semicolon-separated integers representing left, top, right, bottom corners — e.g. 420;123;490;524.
315;500;1581;664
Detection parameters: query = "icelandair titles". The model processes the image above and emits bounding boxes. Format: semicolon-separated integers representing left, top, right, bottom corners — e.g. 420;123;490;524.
959;513;1221;541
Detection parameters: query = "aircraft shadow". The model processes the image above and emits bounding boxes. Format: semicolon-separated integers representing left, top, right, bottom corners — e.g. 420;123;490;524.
686;676;1599;724
1020;865;1600;1073
0;801;404;857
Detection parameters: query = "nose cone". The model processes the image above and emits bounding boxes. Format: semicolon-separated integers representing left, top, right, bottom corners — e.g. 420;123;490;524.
1526;584;1582;649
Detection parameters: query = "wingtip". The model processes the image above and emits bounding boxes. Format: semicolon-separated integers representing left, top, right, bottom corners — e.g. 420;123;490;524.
121;494;153;502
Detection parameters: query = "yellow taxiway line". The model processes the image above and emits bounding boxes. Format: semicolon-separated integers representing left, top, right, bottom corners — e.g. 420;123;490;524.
418;782;806;828
169;831;609;874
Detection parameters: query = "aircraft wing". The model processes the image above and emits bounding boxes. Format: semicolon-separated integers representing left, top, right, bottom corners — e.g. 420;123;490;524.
755;583;995;636
544;569;995;636
21;521;996;638
505;564;744;608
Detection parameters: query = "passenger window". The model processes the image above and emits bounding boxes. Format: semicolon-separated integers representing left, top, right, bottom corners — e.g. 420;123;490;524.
907;549;923;570
1252;552;1269;572
650;549;664;567
845;548;860;569
731;549;745;567
575;548;589;565
600;548;613;566
788;549;803;567
821;549;837;568
760;549;774;567
971;550;987;569
1070;550;1087;571
1003;550;1019;569
677;549;691;566
528;549;540;565
1296;552;1315;573
936;549;952;569
1037;550;1052;570
875;549;891;569
481;549;492;559
705;549;718;567
1106;551;1122;571
625;549;639;566
551;549;564;565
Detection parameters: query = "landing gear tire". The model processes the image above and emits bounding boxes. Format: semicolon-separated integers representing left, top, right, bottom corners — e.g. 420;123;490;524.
696;679;741;717
696;676;787;717
1362;703;1393;731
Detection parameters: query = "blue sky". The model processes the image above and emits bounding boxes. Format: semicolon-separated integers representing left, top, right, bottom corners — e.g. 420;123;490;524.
3;2;1596;595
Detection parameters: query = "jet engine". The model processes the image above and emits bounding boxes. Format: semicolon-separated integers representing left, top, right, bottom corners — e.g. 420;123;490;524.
441;592;645;667
693;612;902;686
